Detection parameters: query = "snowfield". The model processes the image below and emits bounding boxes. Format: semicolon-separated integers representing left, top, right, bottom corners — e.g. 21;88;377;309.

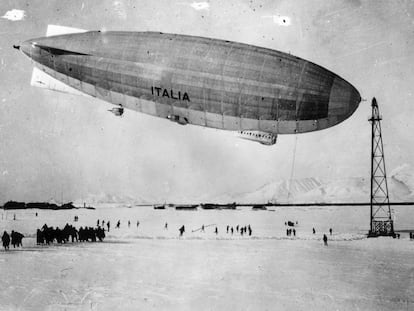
0;205;413;310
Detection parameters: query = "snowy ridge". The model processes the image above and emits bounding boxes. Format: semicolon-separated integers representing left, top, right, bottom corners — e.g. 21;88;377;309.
71;164;414;205
219;164;414;204
227;177;367;203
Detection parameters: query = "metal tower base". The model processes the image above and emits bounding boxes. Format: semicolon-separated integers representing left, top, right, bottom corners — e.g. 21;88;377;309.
368;220;395;237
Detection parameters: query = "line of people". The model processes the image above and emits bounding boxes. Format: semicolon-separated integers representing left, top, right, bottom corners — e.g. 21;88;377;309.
101;219;140;230
226;225;252;236
177;224;253;236
286;228;296;236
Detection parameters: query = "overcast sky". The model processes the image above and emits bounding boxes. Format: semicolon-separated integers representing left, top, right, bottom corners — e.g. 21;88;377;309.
0;0;413;204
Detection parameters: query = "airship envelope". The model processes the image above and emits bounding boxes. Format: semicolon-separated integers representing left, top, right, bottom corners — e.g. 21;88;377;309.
19;26;361;145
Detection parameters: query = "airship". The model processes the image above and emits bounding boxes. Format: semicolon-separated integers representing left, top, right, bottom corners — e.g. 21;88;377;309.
17;25;361;145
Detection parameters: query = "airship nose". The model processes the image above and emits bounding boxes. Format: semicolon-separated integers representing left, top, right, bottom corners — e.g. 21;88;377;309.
328;77;361;121
19;40;35;59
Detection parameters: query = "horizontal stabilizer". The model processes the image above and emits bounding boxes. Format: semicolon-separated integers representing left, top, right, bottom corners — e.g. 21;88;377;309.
30;67;89;97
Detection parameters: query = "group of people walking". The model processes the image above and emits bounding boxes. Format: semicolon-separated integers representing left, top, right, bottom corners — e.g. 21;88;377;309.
36;223;105;245
2;216;142;251
2;230;24;250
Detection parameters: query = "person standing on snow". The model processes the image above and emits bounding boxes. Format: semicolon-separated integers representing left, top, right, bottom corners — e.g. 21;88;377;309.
2;231;10;250
323;234;328;246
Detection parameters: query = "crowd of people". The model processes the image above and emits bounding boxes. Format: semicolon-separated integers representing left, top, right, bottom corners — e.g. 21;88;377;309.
36;223;106;245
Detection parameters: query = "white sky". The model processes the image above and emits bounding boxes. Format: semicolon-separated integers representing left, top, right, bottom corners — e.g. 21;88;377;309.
0;0;413;204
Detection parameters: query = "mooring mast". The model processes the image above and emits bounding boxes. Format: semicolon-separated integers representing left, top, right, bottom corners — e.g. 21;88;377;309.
368;97;394;237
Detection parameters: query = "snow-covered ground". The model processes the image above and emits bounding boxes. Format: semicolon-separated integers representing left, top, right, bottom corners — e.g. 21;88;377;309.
0;205;413;310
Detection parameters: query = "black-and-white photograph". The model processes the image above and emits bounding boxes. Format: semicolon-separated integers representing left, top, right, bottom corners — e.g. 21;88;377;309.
1;0;413;310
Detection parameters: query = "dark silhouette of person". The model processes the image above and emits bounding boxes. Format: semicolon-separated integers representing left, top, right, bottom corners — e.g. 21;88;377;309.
128;220;131;228
116;220;120;229
323;234;328;246
313;228;316;234
2;231;10;250
201;225;205;232
215;227;218;235
293;229;296;237
11;231;24;248
96;227;105;242
226;225;229;233
179;225;185;236
231;227;234;235
11;230;16;247
78;227;85;242
137;221;140;228
164;222;168;230
329;228;332;236
107;221;110;232
12;231;24;247
36;229;43;245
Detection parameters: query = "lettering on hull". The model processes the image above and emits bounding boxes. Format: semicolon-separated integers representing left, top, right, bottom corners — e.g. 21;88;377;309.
151;86;190;102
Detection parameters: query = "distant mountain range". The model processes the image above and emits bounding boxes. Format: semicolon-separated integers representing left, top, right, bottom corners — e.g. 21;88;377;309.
212;164;414;204
212;177;367;204
74;164;414;205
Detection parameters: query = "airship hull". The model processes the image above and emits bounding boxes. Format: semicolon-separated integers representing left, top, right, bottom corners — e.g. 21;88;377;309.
20;31;361;135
